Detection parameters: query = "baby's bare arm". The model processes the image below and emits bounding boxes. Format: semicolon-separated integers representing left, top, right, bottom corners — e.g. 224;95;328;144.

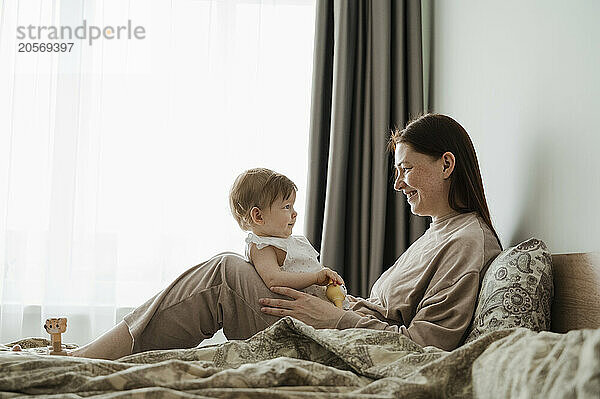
249;244;318;290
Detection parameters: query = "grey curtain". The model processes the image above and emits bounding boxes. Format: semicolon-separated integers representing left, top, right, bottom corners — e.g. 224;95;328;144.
305;0;428;298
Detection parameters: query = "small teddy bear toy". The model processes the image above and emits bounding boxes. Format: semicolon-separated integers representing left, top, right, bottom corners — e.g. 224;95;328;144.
44;317;68;356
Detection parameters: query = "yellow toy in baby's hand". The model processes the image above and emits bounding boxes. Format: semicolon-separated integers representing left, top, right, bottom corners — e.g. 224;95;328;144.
44;317;68;356
326;280;346;308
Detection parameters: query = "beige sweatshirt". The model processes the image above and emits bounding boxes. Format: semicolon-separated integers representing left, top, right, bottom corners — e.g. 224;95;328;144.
333;210;501;351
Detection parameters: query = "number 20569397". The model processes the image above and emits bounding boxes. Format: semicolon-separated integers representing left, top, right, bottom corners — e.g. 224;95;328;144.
18;42;74;52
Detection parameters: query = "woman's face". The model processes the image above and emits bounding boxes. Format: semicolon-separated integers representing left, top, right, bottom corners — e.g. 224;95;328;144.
394;143;455;220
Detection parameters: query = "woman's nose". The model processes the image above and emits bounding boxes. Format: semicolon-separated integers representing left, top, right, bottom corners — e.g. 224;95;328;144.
394;177;406;192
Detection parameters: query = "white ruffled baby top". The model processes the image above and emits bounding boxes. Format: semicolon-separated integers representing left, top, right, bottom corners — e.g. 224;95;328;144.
245;232;349;309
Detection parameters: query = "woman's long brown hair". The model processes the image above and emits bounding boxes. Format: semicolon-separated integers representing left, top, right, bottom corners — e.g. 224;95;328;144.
389;113;502;249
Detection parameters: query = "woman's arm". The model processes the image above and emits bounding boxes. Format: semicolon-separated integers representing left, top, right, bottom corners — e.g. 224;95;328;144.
333;272;481;351
259;286;346;328
250;244;338;290
261;272;480;351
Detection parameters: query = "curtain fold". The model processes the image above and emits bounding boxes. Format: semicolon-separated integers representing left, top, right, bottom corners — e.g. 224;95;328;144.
306;0;428;297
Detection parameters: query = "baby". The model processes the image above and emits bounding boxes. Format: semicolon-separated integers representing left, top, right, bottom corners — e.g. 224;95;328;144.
229;168;349;309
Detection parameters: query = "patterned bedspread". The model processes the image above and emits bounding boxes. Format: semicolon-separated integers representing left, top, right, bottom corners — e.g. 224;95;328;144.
1;317;598;398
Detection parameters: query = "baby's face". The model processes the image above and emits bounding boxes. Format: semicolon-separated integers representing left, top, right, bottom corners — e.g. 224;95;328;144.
254;191;297;238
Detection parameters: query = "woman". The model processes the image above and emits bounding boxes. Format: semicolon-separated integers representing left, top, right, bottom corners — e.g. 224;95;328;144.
71;113;502;359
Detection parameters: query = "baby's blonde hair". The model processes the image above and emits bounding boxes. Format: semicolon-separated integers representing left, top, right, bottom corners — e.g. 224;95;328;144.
229;168;297;231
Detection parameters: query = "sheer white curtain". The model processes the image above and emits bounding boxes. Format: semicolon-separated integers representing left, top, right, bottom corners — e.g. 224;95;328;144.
0;0;316;345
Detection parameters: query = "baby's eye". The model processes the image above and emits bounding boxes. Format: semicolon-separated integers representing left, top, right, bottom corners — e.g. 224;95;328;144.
402;167;411;172
284;205;290;209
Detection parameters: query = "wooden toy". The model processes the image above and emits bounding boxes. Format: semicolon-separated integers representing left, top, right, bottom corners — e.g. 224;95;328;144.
44;317;68;356
326;280;346;308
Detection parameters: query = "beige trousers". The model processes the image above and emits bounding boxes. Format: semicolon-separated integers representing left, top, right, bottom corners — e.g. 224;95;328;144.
123;252;286;353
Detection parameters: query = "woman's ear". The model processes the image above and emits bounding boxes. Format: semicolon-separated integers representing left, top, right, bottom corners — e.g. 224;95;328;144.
250;207;264;225
442;151;456;179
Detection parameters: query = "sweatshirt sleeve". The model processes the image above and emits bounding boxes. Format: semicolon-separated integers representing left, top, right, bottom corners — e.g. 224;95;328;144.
333;272;480;351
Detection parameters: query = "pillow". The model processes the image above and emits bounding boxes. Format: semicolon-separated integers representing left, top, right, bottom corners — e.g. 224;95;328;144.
464;237;554;344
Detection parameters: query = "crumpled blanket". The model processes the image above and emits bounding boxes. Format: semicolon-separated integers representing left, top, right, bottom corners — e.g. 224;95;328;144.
1;316;598;398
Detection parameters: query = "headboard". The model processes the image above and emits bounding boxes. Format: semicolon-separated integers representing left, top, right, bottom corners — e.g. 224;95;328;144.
551;252;600;333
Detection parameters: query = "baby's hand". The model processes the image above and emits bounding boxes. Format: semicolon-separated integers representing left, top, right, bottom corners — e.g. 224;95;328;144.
315;267;344;286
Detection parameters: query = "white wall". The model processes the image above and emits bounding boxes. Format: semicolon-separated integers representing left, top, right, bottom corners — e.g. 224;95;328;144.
427;0;600;253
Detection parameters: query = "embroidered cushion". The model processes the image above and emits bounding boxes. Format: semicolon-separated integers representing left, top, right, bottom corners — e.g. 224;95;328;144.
464;238;554;344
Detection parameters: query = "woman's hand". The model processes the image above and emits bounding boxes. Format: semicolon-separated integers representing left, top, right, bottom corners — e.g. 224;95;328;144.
314;267;344;286
259;287;346;329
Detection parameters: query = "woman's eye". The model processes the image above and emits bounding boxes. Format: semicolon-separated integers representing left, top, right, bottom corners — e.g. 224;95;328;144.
402;168;411;172
284;205;290;209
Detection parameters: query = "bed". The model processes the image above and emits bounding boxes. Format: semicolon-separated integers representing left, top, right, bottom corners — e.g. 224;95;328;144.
1;248;599;398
